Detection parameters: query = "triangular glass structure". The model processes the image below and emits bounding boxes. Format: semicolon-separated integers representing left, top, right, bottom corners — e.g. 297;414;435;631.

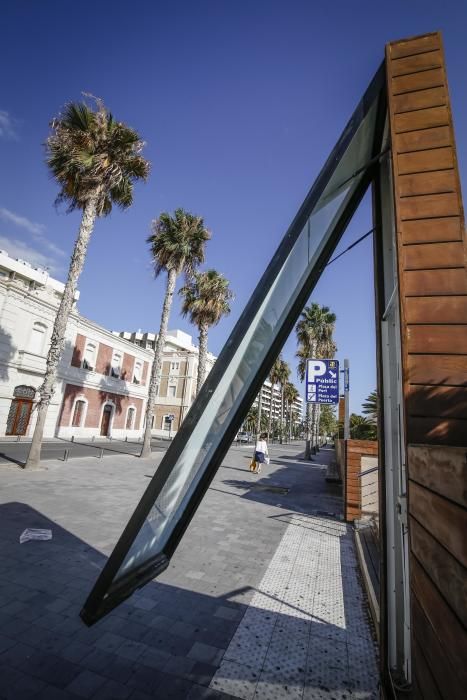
81;63;386;624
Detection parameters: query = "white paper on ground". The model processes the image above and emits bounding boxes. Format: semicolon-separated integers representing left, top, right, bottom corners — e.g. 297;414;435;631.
19;528;52;544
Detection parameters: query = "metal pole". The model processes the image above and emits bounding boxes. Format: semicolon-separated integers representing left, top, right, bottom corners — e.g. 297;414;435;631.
344;358;350;440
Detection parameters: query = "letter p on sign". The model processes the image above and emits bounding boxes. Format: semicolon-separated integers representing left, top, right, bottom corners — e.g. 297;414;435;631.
307;360;326;382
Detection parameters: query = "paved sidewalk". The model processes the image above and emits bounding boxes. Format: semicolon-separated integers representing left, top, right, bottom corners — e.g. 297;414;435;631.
0;443;378;699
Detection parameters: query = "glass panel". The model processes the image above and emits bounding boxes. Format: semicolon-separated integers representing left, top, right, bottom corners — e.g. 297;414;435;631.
82;64;384;622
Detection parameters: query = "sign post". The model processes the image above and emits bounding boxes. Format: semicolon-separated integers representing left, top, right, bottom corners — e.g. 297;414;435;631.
343;359;350;440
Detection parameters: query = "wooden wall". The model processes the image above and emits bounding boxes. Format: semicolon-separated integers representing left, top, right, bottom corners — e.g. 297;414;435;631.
344;439;378;521
386;32;467;699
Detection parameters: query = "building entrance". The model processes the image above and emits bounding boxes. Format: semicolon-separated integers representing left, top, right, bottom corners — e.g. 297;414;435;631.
6;386;36;436
100;405;112;436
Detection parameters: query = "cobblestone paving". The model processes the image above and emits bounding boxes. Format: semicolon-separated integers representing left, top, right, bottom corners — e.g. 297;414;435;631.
0;443;378;699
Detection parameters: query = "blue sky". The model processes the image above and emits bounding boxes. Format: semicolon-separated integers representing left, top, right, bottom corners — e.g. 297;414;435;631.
1;0;466;413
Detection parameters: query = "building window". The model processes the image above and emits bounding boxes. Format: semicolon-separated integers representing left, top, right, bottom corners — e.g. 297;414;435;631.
29;321;47;355
168;384;176;398
72;400;86;427
170;361;180;372
126;407;136;430
82;342;96;371
133;361;142;384
111;352;122;378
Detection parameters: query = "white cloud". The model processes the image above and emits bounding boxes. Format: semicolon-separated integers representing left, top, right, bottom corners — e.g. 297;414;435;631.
0;207;65;258
0;235;62;274
0;110;19;140
0;207;44;235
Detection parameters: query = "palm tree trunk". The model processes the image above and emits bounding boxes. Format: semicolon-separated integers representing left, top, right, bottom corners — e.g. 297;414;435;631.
267;386;273;440
280;386;284;444
25;195;98;469
256;386;263;436
141;267;177;458
304;402;312;459
196;323;208;395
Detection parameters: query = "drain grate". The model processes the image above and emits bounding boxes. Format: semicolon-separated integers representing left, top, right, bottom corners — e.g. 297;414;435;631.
253;484;290;495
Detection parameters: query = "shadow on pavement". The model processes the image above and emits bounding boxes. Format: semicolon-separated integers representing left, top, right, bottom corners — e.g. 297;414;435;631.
0;501;378;699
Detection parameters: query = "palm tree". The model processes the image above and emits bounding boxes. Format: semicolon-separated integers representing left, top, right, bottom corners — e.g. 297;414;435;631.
350;413;377;440
296;303;337;459
362;389;378;426
284;382;299;441
179;269;233;395
25;97;149;469
267;356;283;440
141;209;210;458
276;359;291;444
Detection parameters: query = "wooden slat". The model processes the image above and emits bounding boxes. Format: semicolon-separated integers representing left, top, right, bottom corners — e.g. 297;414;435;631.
408;444;467;508
392;67;444;95
398;146;454;174
411;557;467;687
402;241;465;269
410;517;467;627
399;192;459;220
393;86;447;114
408;385;467;419
408;325;467;353
411;596;463;700
395;125;451;153
395;105;449;134
412;636;442;700
391;50;443;77
400;216;462;244
390;34;440;59
409;416;467;446
407;353;467;385
405;296;467;323
409;481;467;566
405;269;467;296
399;170;456;198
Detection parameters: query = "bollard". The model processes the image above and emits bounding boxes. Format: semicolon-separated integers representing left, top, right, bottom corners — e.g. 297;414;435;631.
99;448;104;459
64;449;69;462
17;435;20;442
71;435;75;442
125;436;128;442
91;435;95;442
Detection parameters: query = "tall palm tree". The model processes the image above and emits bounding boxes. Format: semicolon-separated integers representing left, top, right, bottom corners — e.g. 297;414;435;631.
179;269;233;395
267;356;283;441
296;303;337;459
25;97;149;469
276;359;291;444
284;382;299;441
141;209;210;458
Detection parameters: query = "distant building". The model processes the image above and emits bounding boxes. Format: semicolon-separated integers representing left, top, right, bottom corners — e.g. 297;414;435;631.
252;379;303;429
113;329;216;432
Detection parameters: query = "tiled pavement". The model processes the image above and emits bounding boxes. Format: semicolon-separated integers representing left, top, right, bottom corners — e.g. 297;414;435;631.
0;443;379;699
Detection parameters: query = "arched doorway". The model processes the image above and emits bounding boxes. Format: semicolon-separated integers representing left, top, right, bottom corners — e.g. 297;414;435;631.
100;404;113;437
6;385;36;436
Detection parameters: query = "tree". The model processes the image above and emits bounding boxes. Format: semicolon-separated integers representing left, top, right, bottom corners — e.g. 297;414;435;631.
284;382;299;441
179;269;233;395
276;359;291;444
25;97;149;469
362;389;378;426
350;413;377;440
319;404;338;438
141;209;210;458
296;303;337;458
267;356;283;440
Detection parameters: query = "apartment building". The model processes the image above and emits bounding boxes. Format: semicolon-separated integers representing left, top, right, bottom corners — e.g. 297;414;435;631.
114;329;216;433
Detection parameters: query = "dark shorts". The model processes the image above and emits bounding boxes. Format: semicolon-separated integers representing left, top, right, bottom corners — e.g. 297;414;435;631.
255;451;265;463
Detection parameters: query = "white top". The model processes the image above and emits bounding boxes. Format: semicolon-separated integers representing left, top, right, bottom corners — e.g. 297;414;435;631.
255;439;268;455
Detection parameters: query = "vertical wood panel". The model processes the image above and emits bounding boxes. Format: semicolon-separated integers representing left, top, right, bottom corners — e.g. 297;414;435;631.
386;32;467;699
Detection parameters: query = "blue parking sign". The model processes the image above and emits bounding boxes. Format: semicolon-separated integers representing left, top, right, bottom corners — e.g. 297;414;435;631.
305;359;339;404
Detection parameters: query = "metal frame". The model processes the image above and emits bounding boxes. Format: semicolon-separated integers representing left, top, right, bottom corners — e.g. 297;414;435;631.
81;63;386;626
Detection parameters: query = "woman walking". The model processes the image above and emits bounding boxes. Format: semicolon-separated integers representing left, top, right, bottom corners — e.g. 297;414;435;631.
251;432;269;474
